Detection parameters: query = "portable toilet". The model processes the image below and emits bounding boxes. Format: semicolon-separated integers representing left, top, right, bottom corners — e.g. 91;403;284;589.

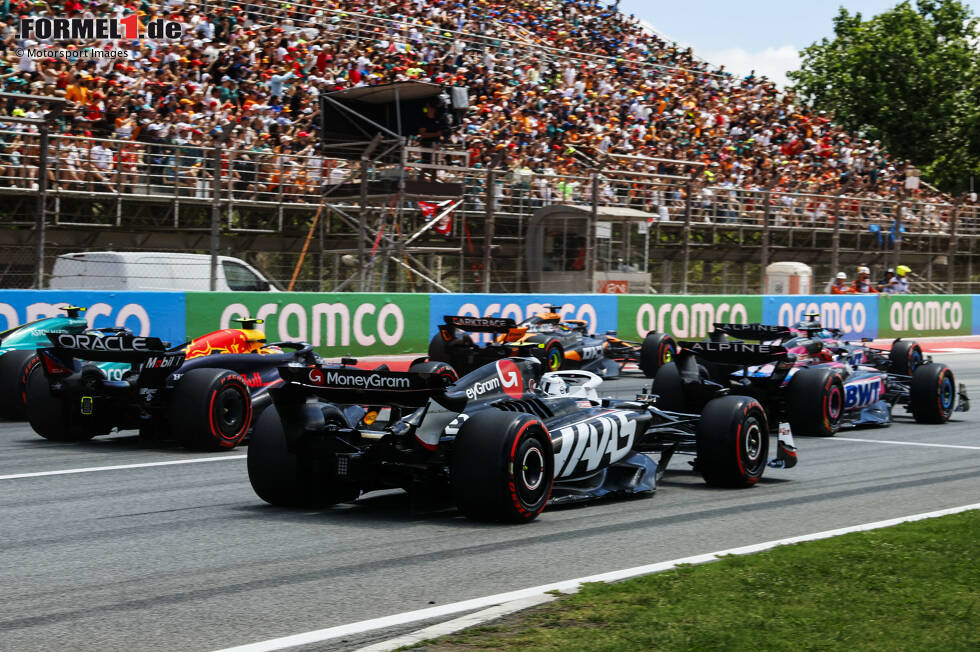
765;262;812;294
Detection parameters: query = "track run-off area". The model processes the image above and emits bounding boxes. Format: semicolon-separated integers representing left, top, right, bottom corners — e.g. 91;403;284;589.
0;351;977;651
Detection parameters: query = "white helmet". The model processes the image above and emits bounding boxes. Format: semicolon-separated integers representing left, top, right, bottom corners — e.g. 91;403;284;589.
539;374;568;397
857;266;870;275
835;272;847;279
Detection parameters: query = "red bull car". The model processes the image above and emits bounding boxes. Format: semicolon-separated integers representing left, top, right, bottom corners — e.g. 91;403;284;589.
246;356;799;523
429;307;677;379
25;319;317;450
652;322;969;438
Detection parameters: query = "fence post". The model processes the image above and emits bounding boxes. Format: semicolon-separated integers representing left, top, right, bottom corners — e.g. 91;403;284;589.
209;143;222;291
760;189;771;292
948;200;960;293
831;192;841;276
681;180;692;294
34;123;50;289
359;157;370;291
482;167;496;292
892;190;904;270
587;172;599;288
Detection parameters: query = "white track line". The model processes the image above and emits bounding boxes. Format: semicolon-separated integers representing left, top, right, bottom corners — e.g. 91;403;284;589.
213;502;980;652
833;437;980;451
353;594;558;652
0;455;246;480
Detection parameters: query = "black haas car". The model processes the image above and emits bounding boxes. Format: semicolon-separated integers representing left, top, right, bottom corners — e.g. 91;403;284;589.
25;322;318;451
247;356;799;523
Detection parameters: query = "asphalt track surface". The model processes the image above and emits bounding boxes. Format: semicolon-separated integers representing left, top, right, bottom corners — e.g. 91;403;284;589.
1;353;978;651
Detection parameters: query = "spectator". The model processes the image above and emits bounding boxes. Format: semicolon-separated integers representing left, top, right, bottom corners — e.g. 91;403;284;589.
878;268;896;293
830;272;853;294
852;266;878;293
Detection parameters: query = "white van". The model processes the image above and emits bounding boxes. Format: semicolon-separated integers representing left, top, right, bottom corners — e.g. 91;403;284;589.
48;252;280;292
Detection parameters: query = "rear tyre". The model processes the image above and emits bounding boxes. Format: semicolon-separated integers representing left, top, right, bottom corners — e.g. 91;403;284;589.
0;350;39;420
889;340;923;375
639;332;677;378
168;368;252;451
650;362;707;413
247;405;360;507
697;395;769;487
408;359;459;384
428;333;451;363
787;367;844;437
25;365;96;441
910;363;956;424
451;410;554;523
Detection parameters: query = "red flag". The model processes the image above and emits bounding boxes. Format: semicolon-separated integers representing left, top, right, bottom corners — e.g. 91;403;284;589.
419;200;454;236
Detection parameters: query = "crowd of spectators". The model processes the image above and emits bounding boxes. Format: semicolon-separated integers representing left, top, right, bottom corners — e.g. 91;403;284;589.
0;0;963;218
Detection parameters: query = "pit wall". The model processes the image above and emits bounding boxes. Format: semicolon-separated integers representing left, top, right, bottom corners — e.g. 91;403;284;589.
0;291;976;358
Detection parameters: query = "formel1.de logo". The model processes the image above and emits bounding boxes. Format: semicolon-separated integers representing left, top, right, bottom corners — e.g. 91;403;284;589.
19;16;182;40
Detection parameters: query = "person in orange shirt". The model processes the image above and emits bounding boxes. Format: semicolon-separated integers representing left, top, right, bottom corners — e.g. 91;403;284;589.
830;272;853;294
64;74;90;105
851;266;879;293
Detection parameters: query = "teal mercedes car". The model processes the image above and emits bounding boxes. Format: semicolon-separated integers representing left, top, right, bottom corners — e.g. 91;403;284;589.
0;306;129;420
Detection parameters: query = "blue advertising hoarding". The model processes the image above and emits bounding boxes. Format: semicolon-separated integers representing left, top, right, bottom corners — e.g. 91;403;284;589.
762;294;879;341
0;291;186;344
428;294;619;343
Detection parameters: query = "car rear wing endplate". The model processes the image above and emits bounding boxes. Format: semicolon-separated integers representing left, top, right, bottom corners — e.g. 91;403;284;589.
679;340;789;365
277;365;454;408
712;323;793;341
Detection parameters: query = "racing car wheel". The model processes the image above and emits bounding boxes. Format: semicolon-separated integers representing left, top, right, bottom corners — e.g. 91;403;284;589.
0;350;39;420
168;368;252;451
889;340;924;376
639;332;677;378
450;409;554;523
696;395;769;487
909;363;956;424
787;367;844;437
24;364;101;441
543;340;564;372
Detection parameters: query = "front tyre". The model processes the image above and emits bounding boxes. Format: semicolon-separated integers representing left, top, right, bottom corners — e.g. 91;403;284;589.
909;363;956;424
168;368;252;451
639;332;677;378
787;367;844;437
0;350;39;420
451;410;554;523
697;395;769;487
889;340;924;375
543;340;564;372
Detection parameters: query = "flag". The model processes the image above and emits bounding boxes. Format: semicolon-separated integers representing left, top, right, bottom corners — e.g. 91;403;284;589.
419;200;454;236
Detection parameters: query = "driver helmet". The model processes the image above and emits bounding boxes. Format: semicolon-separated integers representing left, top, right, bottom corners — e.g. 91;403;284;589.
539;374;568;397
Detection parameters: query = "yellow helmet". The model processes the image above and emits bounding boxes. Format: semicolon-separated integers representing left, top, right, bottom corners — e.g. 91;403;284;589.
896;265;911;276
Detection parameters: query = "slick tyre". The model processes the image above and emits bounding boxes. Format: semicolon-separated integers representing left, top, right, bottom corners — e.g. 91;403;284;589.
651;362;706;414
909;363;956;424
25;364;96;441
543;340;564;372
248;405;359;508
0;350;39;420
428;333;451;364
889;340;924;376
639;332;677;378
408;359;460;384
697;395;769;487
787;367;844;437
451;410;554;523
169;368;252;451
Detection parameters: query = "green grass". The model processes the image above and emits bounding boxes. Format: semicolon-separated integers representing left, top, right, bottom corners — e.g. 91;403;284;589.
411;510;980;651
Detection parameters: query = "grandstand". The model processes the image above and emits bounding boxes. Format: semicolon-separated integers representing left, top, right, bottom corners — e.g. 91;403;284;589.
1;0;978;292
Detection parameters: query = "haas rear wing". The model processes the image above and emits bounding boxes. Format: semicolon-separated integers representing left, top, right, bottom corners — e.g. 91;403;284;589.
276;365;454;408
439;315;517;337
679;340;789;365
712;323;793;341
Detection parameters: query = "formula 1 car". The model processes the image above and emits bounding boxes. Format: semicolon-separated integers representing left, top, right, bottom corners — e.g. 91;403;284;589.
651;322;969;438
429;308;677;379
246;356;799;523
25;319;318;450
0;306;130;420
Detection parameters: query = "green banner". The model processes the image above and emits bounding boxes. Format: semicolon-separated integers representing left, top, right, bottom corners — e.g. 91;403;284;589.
185;292;430;357
878;295;972;338
617;295;763;341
